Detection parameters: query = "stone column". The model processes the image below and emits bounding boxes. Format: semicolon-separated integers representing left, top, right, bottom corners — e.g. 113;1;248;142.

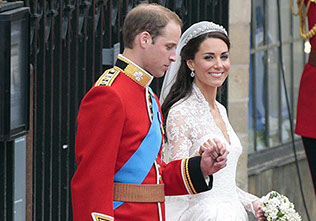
228;0;251;190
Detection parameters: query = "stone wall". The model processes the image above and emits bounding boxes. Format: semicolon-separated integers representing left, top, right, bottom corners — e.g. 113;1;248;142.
228;0;251;190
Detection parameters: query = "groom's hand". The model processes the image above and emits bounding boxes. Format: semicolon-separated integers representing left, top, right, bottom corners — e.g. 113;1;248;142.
199;138;229;176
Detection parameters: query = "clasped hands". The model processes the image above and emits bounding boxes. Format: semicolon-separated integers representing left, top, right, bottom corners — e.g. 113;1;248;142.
199;138;229;176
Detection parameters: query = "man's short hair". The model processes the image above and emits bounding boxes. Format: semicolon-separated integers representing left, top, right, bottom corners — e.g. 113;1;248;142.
123;3;182;49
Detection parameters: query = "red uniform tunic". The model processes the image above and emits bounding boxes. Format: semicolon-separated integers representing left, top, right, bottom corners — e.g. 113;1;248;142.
71;55;212;221
295;0;316;138
295;1;316;192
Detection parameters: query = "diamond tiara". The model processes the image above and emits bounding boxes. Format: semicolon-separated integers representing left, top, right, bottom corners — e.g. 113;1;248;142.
184;22;228;45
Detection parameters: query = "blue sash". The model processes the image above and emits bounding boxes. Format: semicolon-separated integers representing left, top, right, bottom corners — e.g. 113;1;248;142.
113;88;162;209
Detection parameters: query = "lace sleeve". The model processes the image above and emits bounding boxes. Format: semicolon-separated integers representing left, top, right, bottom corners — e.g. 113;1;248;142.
236;186;260;215
164;108;193;162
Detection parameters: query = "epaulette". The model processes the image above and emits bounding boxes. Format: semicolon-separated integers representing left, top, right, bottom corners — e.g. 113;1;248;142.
94;68;120;87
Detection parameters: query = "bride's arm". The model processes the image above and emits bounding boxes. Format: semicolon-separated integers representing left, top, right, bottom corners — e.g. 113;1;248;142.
236;187;266;220
164;109;192;162
236;186;259;213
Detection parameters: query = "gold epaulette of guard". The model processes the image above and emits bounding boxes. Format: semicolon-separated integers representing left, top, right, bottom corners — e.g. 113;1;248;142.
94;68;120;87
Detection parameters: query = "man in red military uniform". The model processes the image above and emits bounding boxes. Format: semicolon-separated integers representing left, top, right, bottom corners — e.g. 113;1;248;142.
71;3;229;221
295;0;316;193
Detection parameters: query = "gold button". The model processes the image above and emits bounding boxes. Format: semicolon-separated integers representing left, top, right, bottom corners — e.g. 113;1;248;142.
157;164;161;170
159;175;162;181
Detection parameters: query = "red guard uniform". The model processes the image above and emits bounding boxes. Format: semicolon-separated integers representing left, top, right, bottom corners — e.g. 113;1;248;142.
295;0;316;138
295;0;316;192
71;55;213;221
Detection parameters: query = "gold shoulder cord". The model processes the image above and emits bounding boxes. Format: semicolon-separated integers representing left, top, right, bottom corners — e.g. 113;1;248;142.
290;0;316;39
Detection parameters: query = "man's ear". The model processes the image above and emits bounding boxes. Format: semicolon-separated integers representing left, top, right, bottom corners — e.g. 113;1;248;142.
138;31;152;48
186;60;194;70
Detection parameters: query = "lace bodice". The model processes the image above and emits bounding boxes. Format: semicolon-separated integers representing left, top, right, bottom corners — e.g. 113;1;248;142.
163;84;259;220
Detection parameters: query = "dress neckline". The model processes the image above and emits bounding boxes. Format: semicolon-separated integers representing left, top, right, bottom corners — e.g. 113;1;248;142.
192;83;231;145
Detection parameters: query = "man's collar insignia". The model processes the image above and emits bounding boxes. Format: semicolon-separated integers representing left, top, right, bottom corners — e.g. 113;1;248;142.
115;55;153;87
134;72;143;81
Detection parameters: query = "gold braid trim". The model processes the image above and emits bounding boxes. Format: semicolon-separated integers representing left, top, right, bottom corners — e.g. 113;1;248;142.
182;158;197;194
290;0;316;39
94;68;120;87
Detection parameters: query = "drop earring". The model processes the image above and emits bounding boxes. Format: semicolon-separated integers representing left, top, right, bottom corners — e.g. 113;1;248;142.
190;70;195;78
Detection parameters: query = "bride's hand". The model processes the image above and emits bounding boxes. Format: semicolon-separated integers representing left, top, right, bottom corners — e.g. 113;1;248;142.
253;200;267;221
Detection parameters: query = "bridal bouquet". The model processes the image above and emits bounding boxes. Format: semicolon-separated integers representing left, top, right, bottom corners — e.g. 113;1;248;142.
261;191;301;221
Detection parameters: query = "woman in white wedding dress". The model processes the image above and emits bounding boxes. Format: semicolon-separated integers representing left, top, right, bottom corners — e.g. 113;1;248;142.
160;21;266;221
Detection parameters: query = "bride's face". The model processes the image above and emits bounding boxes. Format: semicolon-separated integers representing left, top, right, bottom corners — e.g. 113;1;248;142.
187;37;230;90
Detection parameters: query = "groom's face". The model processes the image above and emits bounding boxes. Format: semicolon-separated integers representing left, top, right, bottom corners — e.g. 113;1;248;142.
143;20;181;78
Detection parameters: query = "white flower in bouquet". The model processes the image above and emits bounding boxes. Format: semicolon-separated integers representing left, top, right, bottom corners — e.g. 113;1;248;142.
261;191;301;221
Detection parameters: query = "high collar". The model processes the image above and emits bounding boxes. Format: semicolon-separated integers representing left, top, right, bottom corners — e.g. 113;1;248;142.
114;54;154;87
192;83;206;104
192;83;219;110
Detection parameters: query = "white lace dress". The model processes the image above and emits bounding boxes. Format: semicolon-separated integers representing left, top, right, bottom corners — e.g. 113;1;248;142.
163;83;259;221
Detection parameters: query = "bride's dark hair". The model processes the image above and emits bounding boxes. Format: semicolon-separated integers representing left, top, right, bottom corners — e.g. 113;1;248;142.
161;31;230;141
